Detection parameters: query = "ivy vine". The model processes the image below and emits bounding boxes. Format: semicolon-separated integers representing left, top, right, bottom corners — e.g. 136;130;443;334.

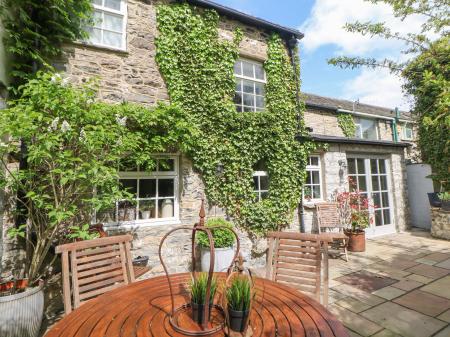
156;3;314;236
337;113;356;137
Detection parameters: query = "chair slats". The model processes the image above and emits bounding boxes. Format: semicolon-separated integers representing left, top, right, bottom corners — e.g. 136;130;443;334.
267;232;329;306
56;234;135;315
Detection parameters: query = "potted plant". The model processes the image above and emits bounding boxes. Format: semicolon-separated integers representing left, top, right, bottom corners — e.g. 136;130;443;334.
438;192;450;211
226;275;252;332
197;218;236;272
189;273;218;324
428;192;442;207
140;200;155;220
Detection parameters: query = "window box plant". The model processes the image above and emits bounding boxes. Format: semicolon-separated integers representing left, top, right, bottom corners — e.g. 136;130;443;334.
189;273;218;324
226;275;252;332
197;218;236;272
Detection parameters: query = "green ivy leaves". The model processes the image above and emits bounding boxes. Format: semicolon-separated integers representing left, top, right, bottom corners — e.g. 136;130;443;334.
156;3;314;236
337;113;357;138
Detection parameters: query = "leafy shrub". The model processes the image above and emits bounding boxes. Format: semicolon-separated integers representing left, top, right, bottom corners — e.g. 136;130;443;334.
196;218;236;248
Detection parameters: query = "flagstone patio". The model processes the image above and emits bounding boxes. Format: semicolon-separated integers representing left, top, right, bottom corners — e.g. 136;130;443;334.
326;229;450;337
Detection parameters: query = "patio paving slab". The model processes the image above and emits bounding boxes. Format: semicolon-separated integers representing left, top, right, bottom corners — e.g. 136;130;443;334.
435;258;450;270
414;258;437;266
335;296;373;313
405;273;435;284
360;302;447;337
393;289;450;316
420;275;450;299
336;271;398;292
372;329;403;337
331;283;386;307
423;252;450;262
329;304;384;337
437;309;450;323
391;279;423;291
404;264;449;279
381;258;419;270
372;286;406;300
433;325;450;337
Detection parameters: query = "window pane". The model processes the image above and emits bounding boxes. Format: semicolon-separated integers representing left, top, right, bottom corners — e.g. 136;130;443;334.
235;80;242;92
234;93;242;105
370;159;378;174
379;160;386;174
243;94;254;107
357;159;365;174
97;206;115;223
158;179;174;197
373;193;381;209
88;27;102;45
139;200;156;220
253;176;259;190
242;61;253;77
309;156;319;166
236;105;243;112
371;175;379;191
93;10;103;28
93;0;102;5
254;83;265;96
103;13;123;32
260;175;269;190
159;158;175;172
312;186;321;199
311;171;320;184
375;210;383;226
380;176;388;190
255;64;265;80
358;176;367;191
382;192;389;208
261;191;269;200
233;61;242;75
243;80;254;94
355;124;362;138
120;179;137;197
347;159;356;175
118;201;136;221
158;199;174;218
255;96;265;109
139;179;156;198
243;106;253;112
361;119;377;140
105;0;121;11
383;209;391;225
103;31;122;48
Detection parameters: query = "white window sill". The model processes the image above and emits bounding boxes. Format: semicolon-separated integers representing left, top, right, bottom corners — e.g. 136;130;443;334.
104;218;181;230
71;41;128;54
303;200;324;208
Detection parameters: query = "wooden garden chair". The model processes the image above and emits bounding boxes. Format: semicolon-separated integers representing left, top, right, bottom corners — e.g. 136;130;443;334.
315;202;349;262
266;232;329;306
56;235;135;315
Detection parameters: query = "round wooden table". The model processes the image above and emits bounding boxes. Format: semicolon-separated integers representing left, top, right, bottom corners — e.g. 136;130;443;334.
46;273;349;337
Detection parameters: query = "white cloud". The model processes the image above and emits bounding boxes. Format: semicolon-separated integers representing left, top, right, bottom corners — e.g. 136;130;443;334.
300;0;427;56
343;68;412;110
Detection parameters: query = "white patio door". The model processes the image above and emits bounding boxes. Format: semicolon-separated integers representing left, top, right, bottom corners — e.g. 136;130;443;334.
347;157;395;237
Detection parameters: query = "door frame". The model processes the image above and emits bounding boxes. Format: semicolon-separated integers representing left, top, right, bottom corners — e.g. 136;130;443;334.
347;154;396;238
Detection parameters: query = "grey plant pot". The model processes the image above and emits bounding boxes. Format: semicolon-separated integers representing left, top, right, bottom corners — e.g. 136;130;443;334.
0;281;44;337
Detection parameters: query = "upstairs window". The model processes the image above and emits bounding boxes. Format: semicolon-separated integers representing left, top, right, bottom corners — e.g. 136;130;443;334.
354;117;378;140
87;0;127;50
234;59;266;112
402;123;413;140
304;156;322;201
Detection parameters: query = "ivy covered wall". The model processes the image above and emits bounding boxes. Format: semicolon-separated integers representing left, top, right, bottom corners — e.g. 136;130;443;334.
156;3;314;236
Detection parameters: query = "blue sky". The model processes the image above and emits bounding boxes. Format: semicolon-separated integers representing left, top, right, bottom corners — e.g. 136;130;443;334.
212;0;425;110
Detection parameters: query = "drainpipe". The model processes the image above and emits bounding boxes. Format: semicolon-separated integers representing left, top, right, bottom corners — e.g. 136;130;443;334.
287;35;306;233
393;107;400;143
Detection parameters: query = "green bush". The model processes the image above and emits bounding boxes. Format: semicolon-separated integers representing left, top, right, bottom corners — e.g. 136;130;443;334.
196;218;236;249
226;276;252;312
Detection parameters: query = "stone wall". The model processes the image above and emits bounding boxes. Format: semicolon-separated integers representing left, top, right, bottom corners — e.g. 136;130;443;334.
431;208;450;240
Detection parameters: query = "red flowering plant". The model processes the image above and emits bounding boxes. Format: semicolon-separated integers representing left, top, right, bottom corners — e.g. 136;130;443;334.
332;178;374;233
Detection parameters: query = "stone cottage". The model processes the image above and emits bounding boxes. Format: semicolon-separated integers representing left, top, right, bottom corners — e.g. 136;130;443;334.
0;0;418;274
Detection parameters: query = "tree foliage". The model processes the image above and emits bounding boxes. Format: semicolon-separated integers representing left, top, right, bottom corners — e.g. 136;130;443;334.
0;0;93;87
0;72;192;283
328;0;449;188
156;3;314;236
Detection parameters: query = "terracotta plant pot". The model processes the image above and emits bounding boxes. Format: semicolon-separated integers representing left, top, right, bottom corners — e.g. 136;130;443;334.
344;229;366;252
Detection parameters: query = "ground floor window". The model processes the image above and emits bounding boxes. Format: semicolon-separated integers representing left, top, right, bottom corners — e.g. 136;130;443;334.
253;161;269;201
96;156;179;225
304;155;322;201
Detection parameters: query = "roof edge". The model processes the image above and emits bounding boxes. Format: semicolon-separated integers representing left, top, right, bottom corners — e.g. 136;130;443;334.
308;134;410;148
184;0;304;39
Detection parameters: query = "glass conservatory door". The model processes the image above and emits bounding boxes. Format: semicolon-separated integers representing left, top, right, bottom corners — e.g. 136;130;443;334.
347;157;395;237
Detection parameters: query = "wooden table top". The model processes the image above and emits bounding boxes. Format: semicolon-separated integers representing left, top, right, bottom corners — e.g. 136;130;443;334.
46;273;349;337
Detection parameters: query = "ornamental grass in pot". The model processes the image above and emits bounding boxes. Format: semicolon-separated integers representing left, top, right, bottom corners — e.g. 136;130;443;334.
226;276;252;332
197;218;236;272
189;273;218;325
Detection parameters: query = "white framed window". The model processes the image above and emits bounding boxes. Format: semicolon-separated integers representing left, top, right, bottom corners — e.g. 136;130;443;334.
304;156;322;201
234;59;266;112
86;0;127;50
401;123;413;140
96;156;179;226
354;117;378;140
253;171;269;201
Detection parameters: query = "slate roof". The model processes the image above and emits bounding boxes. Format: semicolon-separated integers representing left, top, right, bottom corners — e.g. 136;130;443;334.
303;93;412;120
185;0;303;39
